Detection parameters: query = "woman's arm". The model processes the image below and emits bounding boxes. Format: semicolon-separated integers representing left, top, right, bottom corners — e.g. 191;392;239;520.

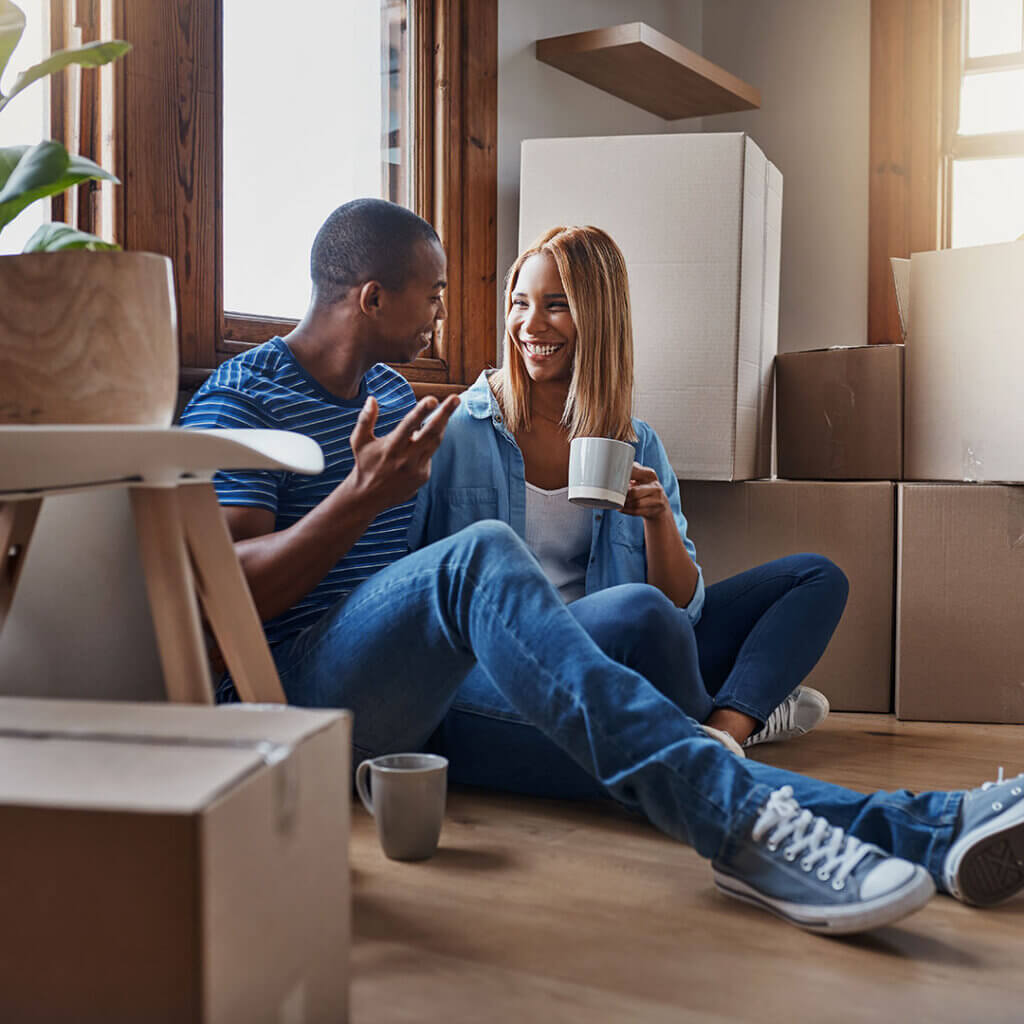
622;463;700;608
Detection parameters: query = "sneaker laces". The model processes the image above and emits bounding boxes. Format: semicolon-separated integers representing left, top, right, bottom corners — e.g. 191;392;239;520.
752;786;874;889
979;766;1007;790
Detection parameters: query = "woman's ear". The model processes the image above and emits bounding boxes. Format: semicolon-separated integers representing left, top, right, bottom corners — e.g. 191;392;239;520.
358;280;383;317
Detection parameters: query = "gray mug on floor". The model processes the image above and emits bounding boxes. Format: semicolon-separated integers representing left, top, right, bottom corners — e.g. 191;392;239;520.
355;753;448;861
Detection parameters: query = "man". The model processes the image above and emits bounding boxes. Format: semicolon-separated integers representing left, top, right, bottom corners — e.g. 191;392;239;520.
183;199;1024;935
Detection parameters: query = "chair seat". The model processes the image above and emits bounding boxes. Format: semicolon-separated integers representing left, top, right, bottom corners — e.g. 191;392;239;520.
0;426;324;498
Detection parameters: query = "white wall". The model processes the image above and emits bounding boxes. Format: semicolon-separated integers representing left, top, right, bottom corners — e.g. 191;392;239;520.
701;0;871;353
0;490;166;702
497;0;703;347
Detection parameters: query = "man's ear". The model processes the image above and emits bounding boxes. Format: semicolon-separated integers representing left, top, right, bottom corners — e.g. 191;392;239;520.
358;280;383;317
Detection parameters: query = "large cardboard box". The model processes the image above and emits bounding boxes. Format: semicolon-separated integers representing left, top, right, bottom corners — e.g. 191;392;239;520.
0;698;352;1023
776;345;904;480
519;133;781;480
896;484;1024;722
682;481;895;711
903;241;1024;482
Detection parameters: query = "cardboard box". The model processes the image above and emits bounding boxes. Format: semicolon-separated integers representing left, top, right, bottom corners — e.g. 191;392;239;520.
776;345;904;480
902;241;1024;482
519;133;781;480
682;481;895;711
0;698;352;1023
896;484;1024;722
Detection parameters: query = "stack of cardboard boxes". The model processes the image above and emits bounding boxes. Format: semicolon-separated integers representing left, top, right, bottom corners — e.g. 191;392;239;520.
519;132;1024;722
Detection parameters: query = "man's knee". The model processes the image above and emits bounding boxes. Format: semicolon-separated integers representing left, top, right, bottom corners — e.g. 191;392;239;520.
447;519;532;571
457;519;522;551
624;584;680;634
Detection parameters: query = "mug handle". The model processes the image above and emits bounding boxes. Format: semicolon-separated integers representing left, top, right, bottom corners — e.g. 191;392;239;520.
355;759;375;816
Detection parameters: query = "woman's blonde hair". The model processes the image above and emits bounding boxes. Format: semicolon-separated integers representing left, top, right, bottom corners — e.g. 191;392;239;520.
492;225;636;442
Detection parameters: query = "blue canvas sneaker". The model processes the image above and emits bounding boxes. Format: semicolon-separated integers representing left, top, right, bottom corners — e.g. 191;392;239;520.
943;769;1024;906
713;786;934;935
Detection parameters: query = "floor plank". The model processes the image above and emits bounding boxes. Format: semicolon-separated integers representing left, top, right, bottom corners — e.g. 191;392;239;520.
351;714;1024;1023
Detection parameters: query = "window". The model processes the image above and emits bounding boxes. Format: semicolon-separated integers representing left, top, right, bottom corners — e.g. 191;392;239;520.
49;0;497;392
948;0;1024;246
222;0;413;322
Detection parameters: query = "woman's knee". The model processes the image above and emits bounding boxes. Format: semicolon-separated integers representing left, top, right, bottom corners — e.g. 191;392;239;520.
796;553;850;610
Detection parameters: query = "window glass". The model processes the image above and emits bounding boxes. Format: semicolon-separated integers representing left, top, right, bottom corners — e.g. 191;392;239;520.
952;156;1024;246
223;0;411;320
959;69;1024;134
968;0;1023;58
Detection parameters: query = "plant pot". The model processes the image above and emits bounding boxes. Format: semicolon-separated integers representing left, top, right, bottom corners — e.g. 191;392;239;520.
0;251;178;426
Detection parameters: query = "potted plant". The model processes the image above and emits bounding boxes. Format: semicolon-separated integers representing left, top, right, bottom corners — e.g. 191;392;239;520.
0;0;178;426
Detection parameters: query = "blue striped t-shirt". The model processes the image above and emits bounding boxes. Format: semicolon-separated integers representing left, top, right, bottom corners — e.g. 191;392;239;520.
180;337;417;648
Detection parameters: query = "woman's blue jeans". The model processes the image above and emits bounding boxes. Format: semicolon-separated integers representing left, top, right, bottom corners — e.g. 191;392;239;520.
269;521;960;885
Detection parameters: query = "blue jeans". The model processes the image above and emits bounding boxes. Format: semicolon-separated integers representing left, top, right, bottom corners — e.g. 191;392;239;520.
436;555;848;795
270;521;961;885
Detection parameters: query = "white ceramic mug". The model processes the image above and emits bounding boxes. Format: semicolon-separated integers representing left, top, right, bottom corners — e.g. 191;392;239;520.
568;436;635;509
355;753;448;861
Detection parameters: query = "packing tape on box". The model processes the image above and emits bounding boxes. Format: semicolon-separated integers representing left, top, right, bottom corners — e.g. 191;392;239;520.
0;727;300;833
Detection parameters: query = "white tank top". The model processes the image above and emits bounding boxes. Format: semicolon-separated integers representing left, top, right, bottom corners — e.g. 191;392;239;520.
524;483;592;603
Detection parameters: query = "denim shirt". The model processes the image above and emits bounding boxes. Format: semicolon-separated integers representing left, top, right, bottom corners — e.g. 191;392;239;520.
407;371;705;624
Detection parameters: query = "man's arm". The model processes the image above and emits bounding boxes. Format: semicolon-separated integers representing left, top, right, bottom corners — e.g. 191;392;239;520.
225;393;460;621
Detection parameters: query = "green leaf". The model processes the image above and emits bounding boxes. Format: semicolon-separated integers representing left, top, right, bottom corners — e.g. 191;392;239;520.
0;140;118;231
22;222;119;252
0;142;28;190
0;1;26;89
0;38;131;114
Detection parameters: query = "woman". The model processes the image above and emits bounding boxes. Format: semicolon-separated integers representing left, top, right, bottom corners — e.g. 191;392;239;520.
409;226;847;793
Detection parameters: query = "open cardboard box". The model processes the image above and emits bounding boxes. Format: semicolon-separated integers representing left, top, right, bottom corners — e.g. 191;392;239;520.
894;242;1024;483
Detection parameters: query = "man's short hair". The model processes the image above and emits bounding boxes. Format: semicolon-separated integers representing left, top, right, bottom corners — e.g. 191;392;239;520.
310;198;440;306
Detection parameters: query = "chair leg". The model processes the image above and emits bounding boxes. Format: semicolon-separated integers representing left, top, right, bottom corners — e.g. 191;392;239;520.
130;487;214;704
0;499;42;635
177;482;286;704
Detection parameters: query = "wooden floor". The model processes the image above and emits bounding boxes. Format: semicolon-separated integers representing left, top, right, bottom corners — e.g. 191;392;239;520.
350;714;1024;1023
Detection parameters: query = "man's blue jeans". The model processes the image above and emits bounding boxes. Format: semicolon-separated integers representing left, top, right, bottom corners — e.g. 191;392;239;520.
437;553;849;792
271;521;961;886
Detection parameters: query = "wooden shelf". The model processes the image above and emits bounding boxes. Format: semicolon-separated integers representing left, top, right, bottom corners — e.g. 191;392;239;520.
535;22;760;121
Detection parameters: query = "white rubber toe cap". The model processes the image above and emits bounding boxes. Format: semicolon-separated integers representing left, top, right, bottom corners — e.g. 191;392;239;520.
860;858;919;899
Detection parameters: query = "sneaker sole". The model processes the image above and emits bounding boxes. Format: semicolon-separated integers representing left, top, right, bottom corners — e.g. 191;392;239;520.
945;801;1024;906
711;866;935;935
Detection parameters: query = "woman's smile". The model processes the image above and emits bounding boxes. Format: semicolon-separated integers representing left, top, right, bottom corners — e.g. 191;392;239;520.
520;340;565;360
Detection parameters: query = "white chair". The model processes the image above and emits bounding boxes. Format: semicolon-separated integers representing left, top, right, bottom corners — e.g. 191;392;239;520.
0;426;323;704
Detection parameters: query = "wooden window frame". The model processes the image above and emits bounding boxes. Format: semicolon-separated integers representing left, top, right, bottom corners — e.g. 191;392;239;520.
55;0;497;393
868;0;950;346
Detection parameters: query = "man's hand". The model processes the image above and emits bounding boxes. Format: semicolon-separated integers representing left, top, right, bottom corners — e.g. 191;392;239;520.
346;393;460;512
621;463;672;521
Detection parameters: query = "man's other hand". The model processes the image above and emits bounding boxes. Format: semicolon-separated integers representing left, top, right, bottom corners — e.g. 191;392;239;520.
347;393;460;511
